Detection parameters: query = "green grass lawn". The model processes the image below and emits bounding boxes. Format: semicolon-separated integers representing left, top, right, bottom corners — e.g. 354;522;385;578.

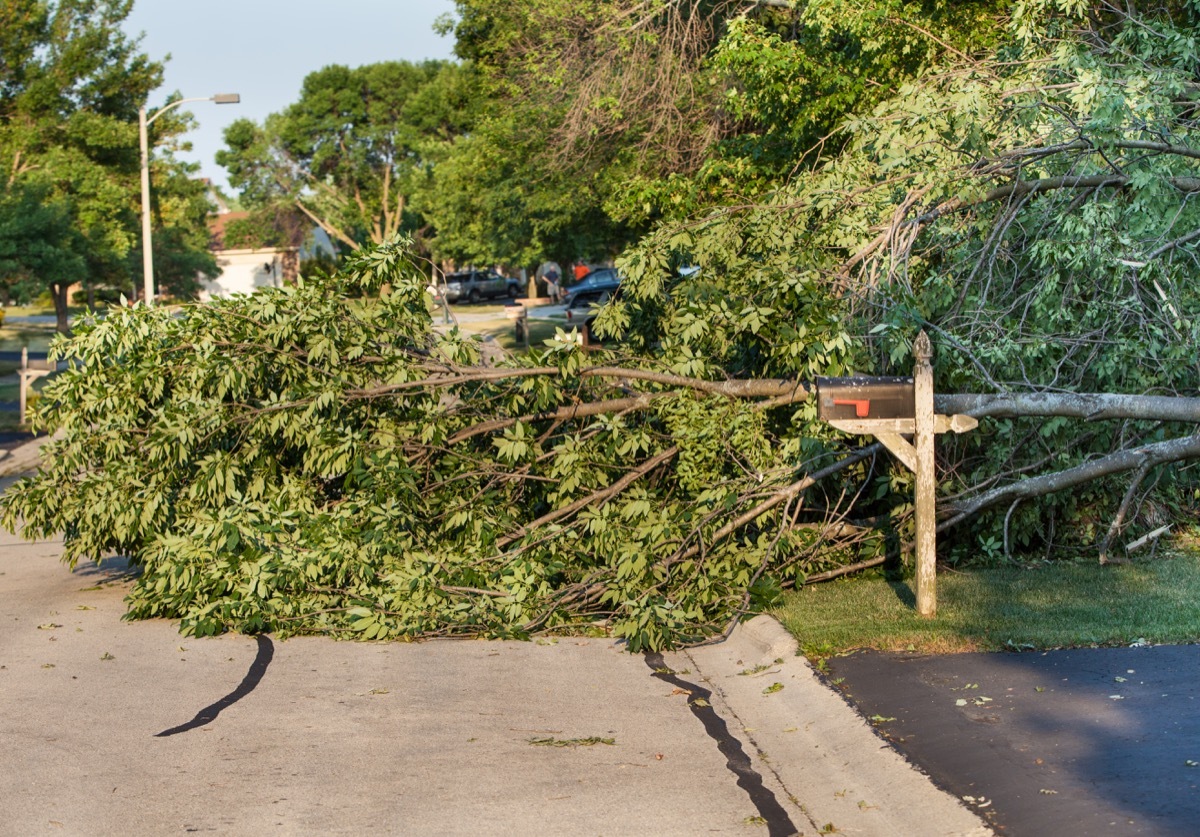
0;326;58;354
471;317;572;351
773;549;1200;657
3;303;88;319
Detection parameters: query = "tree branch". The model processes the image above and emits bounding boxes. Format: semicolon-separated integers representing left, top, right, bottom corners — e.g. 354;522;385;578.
496;446;679;548
905;174;1200;228
997;138;1200;163
447;394;668;445
294;200;360;251
350;364;809;401
936;392;1200;423
940;433;1200;529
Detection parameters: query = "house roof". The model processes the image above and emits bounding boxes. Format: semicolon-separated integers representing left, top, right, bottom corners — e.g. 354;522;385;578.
208;211;251;251
208;211;304;252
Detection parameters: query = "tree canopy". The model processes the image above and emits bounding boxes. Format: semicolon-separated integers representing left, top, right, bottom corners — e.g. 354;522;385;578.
217;60;475;257
0;0;216;327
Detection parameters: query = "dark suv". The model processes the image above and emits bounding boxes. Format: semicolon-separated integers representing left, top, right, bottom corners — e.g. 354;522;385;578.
561;268;620;307
564;278;621;344
437;270;523;303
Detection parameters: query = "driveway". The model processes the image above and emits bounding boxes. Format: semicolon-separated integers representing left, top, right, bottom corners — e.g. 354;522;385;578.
825;646;1200;836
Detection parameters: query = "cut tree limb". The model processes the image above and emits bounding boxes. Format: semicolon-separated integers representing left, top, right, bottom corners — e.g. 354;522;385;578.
940;432;1200;530
936;392;1200;423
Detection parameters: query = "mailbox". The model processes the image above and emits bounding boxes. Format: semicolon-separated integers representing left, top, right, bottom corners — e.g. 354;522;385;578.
816;376;915;421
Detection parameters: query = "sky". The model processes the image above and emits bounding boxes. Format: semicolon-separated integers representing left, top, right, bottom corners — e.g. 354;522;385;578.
123;0;458;194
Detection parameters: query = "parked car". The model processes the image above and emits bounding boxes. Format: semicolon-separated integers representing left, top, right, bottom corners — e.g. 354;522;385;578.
564;279;621;344
433;270;523;303
561;268;620;307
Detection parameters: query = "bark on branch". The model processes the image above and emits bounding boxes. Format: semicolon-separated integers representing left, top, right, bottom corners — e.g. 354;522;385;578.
937;392;1200;423
907;174;1200;228
940;432;1200;529
351;365;809;401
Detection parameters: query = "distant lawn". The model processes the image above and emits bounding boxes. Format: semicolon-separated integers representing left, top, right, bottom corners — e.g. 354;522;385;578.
0;374;51;404
0;327;58;354
435;307;576;353
773;550;1200;658
471;317;573;352
3;303;87;319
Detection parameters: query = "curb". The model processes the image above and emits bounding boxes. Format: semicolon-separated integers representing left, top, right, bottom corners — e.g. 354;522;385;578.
686;616;993;837
735;613;801;661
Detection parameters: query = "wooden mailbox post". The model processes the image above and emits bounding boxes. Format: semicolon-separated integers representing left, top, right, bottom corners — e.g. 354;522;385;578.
816;331;977;617
18;346;54;426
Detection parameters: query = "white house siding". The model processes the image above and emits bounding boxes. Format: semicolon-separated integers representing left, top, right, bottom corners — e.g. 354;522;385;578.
199;248;292;300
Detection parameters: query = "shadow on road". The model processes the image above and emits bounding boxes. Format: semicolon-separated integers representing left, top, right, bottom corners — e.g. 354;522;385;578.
155;635;275;737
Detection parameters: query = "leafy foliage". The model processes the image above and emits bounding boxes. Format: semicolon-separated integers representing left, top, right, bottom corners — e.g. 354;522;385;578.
8;0;1200;653
2;237;868;649
0;0;216;323
612;0;1200;558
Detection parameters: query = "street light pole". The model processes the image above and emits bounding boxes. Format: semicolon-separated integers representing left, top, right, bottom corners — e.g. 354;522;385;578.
139;93;240;305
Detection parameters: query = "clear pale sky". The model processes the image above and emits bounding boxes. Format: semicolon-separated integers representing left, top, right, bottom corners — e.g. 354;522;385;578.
123;0;458;193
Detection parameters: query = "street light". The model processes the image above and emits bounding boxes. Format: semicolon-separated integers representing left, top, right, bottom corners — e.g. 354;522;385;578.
139;93;240;305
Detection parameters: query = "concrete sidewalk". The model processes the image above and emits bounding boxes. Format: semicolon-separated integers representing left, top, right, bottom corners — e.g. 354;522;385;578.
1;449;988;836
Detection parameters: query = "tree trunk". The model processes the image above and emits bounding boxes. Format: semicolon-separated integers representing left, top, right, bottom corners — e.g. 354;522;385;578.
940;433;1200;529
49;282;71;335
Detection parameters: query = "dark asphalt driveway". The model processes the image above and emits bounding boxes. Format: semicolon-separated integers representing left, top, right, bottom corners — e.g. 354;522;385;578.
825;645;1200;836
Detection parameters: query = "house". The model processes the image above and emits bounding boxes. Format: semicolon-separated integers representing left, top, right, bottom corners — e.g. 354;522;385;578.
200;211;301;301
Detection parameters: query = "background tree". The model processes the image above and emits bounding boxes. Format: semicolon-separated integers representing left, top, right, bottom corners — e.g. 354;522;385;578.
0;0;217;329
427;0;1009;269
218;60;475;258
0;182;85;305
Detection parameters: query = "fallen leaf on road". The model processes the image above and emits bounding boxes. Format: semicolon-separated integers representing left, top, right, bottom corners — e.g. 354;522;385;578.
528;736;615;747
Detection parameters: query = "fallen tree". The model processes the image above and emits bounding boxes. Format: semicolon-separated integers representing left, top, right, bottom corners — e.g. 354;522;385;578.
3;238;1199;649
8;4;1200;649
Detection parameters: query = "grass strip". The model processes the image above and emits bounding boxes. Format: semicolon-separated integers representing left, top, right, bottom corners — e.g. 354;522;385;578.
772;551;1200;657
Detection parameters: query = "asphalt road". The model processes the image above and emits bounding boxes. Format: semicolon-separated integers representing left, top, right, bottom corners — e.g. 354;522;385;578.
825;646;1200;836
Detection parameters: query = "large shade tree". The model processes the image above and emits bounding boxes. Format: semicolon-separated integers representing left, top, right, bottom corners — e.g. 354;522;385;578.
0;0;216;329
217;60;475;257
